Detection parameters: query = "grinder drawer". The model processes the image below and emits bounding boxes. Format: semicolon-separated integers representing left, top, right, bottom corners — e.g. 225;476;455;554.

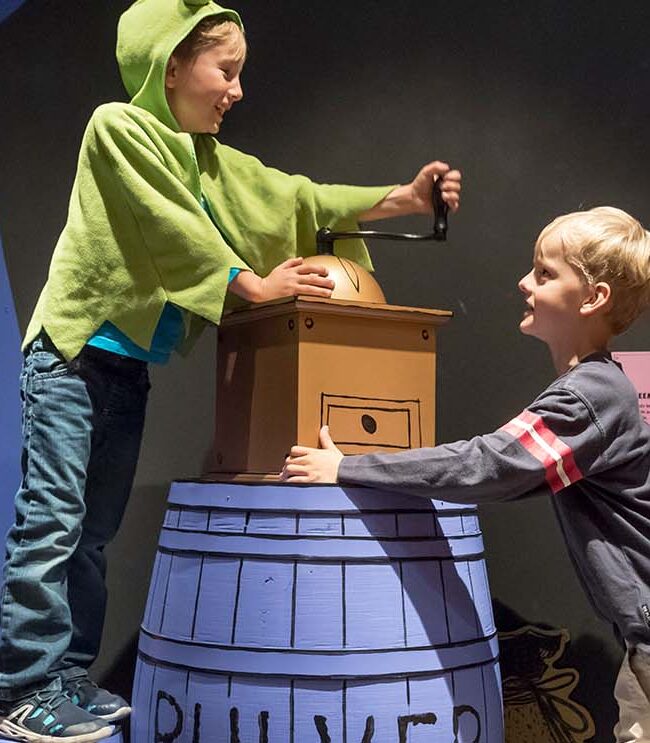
321;394;422;454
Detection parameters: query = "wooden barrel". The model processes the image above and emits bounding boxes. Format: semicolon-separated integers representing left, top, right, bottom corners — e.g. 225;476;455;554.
132;482;503;742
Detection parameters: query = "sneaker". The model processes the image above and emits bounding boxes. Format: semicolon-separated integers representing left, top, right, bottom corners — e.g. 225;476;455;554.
0;687;114;742
63;678;131;723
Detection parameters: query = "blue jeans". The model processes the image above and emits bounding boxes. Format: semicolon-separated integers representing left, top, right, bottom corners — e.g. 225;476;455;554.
0;335;149;702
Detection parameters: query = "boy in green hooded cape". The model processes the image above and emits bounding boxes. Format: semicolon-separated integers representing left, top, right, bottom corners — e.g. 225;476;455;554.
0;1;461;740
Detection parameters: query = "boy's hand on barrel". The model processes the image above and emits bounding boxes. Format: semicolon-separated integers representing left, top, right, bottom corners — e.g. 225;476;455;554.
282;426;343;483
410;161;462;214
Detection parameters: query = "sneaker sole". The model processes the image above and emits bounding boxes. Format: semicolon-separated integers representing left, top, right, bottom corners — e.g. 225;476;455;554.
94;706;131;723
0;718;115;743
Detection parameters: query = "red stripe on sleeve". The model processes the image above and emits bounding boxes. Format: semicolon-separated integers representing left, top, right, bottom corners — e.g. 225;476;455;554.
500;410;583;493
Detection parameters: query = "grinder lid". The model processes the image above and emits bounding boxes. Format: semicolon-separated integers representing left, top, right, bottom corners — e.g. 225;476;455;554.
301;254;386;304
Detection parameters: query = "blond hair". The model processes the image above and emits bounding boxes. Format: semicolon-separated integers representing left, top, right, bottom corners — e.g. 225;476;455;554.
173;18;246;63
537;207;650;334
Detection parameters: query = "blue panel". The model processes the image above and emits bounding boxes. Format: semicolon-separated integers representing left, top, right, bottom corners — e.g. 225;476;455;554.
163;507;181;528
177;508;209;531
185;672;230;743
398;511;436;538
0;239;22;573
343;512;396;537
346;678;407;741
233;560;294;647
452;666;487;743
402;560;450;647
193;556;241;643
436;514;465;538
469;559;496;636
443;560;481;643
247;512;296;535
208;510;247;532
0;0;28;25
161;555;203;640
130;655;156;743
294;562;343;649
230;676;291;742
297;513;342;536
142;552;173;634
481;662;505;742
345;563;405;649
150;665;189;743
462;513;480;535
408;675;455;742
293;680;344;743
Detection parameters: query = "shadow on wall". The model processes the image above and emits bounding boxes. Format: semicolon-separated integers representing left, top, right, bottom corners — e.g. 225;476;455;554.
98;481;171;743
494;599;621;743
99;483;172;691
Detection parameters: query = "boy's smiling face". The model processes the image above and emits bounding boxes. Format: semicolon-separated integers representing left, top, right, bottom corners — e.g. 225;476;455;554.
165;39;245;134
518;228;593;346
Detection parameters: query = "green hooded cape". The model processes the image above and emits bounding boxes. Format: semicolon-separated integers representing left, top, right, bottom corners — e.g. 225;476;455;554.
25;0;392;360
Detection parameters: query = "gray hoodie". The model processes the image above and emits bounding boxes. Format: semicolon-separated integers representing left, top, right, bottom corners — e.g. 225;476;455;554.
339;352;650;650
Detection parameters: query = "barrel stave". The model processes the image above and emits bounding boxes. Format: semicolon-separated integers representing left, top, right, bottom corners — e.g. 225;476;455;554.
142;551;172;633
194;556;240;643
160;554;203;640
234;559;294;647
401;560;450;646
294;562;343;649
345;562;406;649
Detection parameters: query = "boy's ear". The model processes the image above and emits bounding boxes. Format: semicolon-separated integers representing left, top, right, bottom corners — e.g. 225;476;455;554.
165;56;179;89
580;281;612;317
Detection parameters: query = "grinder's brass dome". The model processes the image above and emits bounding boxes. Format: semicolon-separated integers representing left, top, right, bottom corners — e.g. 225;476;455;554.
301;254;386;304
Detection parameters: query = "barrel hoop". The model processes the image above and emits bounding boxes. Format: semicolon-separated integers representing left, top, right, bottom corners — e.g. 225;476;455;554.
137;629;499;680
158;529;485;561
165;504;478;518
169;482;476;514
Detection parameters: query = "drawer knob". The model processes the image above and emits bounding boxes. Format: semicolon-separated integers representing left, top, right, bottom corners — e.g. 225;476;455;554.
361;414;378;435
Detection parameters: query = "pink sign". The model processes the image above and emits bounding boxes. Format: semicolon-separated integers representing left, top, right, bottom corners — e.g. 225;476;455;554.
612;351;650;424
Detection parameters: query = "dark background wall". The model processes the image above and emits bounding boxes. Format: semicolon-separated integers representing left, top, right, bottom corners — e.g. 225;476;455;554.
1;1;649;739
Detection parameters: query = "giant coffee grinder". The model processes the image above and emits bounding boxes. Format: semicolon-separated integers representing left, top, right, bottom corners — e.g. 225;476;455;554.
210;181;453;478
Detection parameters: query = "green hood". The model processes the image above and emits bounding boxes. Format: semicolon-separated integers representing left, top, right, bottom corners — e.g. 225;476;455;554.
117;0;242;131
24;0;393;361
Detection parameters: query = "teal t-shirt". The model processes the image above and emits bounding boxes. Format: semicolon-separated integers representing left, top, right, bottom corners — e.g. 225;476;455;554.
86;302;185;363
